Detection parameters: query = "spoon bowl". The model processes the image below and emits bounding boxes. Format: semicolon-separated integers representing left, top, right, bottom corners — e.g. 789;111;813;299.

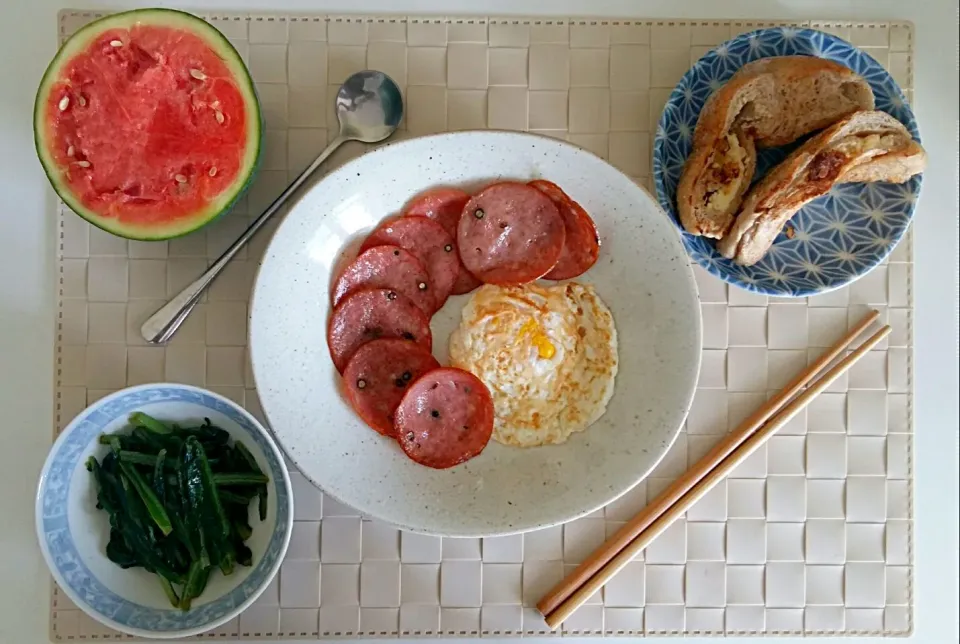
336;70;404;143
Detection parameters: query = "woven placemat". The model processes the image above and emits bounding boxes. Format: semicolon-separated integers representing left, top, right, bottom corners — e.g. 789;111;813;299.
50;11;914;639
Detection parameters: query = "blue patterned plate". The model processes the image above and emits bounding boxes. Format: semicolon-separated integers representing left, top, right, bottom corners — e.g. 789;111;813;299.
653;27;922;296
36;384;293;638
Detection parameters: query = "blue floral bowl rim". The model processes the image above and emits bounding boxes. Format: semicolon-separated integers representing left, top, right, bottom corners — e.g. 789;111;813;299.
35;382;294;639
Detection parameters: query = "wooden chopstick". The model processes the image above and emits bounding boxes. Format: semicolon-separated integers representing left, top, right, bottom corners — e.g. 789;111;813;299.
540;318;890;630
536;309;881;619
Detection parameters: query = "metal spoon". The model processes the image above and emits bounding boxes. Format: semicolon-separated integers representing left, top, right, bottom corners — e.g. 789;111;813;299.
141;70;404;344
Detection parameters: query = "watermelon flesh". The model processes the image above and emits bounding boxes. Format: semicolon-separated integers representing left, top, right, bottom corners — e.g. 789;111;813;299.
35;10;261;239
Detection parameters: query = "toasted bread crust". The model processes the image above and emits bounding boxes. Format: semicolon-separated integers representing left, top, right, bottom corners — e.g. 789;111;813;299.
729;57;876;147
717;110;926;266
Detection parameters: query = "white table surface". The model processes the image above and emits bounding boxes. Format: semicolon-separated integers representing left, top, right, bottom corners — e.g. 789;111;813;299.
0;1;956;643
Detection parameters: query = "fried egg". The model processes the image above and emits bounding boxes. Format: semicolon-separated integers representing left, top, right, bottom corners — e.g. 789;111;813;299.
448;282;618;447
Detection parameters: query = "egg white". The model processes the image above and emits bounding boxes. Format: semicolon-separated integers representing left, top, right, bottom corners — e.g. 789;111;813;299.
448;282;618;447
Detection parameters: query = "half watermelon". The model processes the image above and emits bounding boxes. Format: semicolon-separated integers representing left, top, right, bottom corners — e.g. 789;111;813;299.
34;9;262;240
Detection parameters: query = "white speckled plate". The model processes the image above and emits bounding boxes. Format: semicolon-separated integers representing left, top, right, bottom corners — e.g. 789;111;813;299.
250;131;702;537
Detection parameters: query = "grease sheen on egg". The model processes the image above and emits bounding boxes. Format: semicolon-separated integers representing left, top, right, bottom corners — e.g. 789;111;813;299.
448;283;619;447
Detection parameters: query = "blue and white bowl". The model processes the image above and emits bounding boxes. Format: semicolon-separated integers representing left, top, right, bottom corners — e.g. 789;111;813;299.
653;27;922;297
36;383;293;639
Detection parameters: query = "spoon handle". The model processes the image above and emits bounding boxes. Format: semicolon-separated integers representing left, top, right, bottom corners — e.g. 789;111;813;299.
141;136;348;344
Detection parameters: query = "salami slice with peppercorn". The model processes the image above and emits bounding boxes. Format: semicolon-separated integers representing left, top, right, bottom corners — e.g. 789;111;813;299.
394;368;494;469
331;245;437;314
528;180;601;280
343;338;440;437
361;217;460;310
327;288;433;373
403;187;482;295
457;182;565;285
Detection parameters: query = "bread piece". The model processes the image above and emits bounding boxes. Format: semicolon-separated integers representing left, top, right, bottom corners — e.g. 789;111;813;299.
677;56;875;238
729;57;876;148
839;142;927;184
677;126;758;239
717;110;926;266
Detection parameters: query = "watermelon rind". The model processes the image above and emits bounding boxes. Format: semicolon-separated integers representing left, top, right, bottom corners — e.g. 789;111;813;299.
34;8;263;241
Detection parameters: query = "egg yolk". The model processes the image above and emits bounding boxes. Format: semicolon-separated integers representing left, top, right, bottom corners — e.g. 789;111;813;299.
519;318;556;359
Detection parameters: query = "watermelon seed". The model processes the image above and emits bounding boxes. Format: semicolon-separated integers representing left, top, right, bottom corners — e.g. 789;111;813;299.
209;166;218;177
109;40;123;47
76;161;91;168
215;110;225;124
77;95;86;107
66;146;75;158
58;96;70;111
174;174;188;184
189;69;207;81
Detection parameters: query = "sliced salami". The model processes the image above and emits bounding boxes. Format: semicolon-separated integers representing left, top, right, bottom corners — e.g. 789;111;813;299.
327;288;432;373
529;180;601;280
450;264;483;295
403;187;471;237
525;179;569;204
404;188;481;296
394;368;494;469
342;338;441;437
361;217;460;309
332;245;436;314
457;182;566;285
